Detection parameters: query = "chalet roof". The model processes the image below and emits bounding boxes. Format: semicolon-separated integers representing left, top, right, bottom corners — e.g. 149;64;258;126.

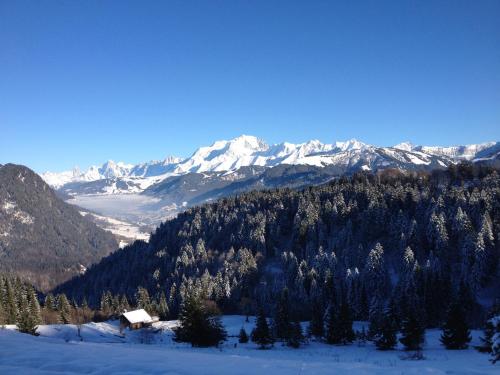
122;309;153;324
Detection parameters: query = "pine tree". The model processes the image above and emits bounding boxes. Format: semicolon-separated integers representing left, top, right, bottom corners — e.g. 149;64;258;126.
440;302;471;349
238;327;249;343
135;287;151;311
336;295;355;344
174;295;226;347
157;292;169;321
44;293;56;311
478;301;500;353
273;288;292;342
57;294;72;324
4;279;18;324
400;307;425;351
309;298;324;338
374;309;398;350
27;286;42;326
287;320;304;348
325;302;339;344
252;308;274;349
17;287;38;335
491;315;500;364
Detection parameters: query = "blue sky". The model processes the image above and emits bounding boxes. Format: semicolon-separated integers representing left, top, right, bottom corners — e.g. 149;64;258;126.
1;1;499;172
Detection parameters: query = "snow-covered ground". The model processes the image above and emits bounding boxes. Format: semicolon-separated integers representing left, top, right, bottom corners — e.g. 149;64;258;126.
0;316;496;374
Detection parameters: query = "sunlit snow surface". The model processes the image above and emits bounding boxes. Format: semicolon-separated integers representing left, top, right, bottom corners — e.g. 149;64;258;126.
0;316;496;374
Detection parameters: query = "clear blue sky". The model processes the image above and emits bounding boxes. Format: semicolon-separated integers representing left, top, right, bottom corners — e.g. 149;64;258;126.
1;1;499;172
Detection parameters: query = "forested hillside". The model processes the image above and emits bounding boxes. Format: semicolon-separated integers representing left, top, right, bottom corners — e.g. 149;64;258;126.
58;164;500;328
0;164;118;291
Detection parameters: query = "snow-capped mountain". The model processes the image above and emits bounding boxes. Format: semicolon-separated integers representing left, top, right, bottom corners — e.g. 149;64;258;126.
393;141;497;161
42;135;498;196
42;157;181;189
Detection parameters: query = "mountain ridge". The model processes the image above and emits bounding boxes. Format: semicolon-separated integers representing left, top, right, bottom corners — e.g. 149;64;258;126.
0;163;118;291
41;135;499;193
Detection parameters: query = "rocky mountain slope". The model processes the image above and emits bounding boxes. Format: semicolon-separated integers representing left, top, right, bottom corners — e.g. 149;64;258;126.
0;164;118;291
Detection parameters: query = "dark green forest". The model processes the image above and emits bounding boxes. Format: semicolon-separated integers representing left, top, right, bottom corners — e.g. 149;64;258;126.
57;164;500;330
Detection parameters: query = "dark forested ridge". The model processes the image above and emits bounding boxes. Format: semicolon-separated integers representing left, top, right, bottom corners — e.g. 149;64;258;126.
0;164;118;291
58;164;500;328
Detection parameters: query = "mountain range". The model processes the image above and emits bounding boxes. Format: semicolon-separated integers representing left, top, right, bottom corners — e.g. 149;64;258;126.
39;136;500;232
42;136;499;193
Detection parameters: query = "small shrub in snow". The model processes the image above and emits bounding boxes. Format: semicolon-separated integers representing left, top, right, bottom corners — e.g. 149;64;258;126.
400;350;425;361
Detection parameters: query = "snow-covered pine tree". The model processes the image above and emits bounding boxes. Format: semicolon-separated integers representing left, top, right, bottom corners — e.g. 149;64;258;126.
17;287;38;335
478;301;500;353
489;315;500;363
57;294;72;324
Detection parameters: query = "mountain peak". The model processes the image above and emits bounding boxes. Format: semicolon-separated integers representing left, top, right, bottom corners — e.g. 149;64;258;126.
394;141;414;151
334;138;368;151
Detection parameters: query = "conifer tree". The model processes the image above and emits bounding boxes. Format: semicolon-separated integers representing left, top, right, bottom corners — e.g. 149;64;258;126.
238;327;249;343
44;293;56;311
336;296;355;344
309;298;324;338
27;286;42;326
57;294;72;324
157;292;170;320
325;302;339;344
135;287;152;311
400;306;425;351
374;308;398;350
273;288;292;341
252;308;274;349
17;289;38;335
174;295;226;347
440;301;471;349
4;279;18;324
287;320;304;348
478;301;500;353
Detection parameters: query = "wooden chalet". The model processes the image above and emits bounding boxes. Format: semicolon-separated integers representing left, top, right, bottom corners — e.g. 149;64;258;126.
119;309;159;331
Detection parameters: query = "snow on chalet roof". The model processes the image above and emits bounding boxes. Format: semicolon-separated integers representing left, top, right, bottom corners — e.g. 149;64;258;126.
122;309;153;324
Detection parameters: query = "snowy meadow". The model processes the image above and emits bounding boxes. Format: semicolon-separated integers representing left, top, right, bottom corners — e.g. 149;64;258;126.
0;316;495;375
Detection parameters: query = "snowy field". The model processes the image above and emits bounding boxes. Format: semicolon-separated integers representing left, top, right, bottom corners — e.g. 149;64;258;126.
0;316;496;375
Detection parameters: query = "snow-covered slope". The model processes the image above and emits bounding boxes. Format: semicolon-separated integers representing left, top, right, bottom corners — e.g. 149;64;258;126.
0;316;496;375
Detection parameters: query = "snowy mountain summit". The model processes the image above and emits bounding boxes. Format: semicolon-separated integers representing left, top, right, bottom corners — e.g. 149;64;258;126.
42;135;499;194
